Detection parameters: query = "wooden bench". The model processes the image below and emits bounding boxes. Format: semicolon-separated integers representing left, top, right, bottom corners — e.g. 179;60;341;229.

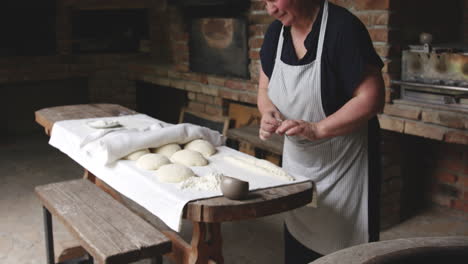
227;125;284;165
35;179;172;264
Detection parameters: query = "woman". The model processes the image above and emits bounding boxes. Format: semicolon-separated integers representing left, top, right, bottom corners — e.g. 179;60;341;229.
257;0;385;263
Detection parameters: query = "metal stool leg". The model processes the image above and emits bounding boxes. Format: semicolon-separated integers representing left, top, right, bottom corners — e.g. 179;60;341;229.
43;207;55;264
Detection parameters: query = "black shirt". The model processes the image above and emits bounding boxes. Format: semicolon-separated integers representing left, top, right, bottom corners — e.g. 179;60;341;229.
260;0;383;116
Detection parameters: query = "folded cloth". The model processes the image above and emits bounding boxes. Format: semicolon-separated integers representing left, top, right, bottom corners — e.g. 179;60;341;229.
50;114;225;165
82;123;225;165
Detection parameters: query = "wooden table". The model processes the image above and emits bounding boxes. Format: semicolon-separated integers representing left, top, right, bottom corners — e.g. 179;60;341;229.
35;104;314;264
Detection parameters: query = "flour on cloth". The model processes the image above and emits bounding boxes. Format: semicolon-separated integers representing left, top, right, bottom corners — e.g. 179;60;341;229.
178;171;223;191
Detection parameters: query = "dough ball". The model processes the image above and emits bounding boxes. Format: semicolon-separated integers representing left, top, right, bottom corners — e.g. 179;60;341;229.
151;143;181;159
136;153;171;170
123;149;150;161
171;149;208;167
184;139;216;158
156;164;195;183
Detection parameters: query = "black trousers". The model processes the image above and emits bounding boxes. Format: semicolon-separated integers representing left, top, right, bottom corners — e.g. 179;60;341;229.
284;224;323;264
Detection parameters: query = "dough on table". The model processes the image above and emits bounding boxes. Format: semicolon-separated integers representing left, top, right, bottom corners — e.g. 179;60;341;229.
184;139;216;158
156;163;195;183
123;149;150;161
171;149;208;166
151;143;181;159
136;153;171;170
223;155;294;181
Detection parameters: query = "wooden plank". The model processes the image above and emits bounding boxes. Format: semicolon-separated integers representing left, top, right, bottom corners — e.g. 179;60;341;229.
184;181;313;223
179;107;230;136
227;125;284;155
35;179;171;264
35;104;137;135
55;241;87;263
227;103;261;128
89;179;196;264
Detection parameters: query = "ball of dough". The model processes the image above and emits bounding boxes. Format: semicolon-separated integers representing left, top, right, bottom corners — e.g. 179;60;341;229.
123;149;150;161
184;139;216;158
136;153;171;170
156;164;195;183
171;149;208;166
151;143;181;159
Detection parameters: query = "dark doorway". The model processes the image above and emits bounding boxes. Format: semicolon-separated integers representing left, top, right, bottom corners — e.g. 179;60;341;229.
1;78;89;138
136;81;187;124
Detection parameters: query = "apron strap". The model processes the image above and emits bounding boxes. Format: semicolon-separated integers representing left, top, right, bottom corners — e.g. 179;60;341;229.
275;27;285;61
275;0;329;62
316;0;329;61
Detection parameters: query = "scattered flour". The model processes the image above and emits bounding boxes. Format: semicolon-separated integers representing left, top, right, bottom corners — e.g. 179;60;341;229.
179;171;223;191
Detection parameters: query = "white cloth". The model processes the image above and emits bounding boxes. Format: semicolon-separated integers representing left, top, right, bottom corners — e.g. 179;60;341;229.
267;0;369;254
49;114;310;231
51;114;225;165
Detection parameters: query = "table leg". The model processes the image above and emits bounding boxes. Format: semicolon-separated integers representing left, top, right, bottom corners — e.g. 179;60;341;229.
189;222;224;264
164;222;224;264
83;169;122;202
83;169;96;183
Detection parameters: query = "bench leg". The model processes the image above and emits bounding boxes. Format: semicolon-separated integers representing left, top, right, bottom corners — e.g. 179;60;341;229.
43;207;55;264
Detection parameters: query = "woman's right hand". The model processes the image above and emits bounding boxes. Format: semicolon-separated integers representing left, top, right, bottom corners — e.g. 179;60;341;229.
259;110;283;140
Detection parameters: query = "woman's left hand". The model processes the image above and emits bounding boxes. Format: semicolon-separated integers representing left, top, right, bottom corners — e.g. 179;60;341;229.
276;119;320;141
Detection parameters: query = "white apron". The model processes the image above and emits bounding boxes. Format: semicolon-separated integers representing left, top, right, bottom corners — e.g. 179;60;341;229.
267;0;369;255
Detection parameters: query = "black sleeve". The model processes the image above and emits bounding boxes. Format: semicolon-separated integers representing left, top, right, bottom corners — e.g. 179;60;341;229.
333;15;384;99
260;20;282;79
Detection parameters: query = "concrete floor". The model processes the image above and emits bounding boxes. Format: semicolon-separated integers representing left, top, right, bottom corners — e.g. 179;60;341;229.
1;134;467;264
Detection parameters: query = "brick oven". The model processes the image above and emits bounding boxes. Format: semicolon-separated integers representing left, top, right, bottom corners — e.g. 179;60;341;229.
2;0;466;232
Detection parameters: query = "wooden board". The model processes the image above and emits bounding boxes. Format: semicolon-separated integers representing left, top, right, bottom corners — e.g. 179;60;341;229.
184;181;313;223
35;104;136;135
35;179;171;264
227;125;284;156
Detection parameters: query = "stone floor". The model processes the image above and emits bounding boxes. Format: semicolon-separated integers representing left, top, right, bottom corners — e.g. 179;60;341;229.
1;134;467;264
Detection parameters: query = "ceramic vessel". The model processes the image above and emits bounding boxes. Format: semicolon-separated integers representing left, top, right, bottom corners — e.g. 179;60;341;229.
220;176;249;200
419;32;433;45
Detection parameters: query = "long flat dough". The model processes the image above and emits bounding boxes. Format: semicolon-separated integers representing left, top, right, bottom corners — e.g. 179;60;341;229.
223;155;294;181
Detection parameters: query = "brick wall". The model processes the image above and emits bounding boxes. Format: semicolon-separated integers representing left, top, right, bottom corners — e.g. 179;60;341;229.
431;142;468;215
129;0;398;114
397;134;468;218
128;0;272;117
380;131;403;229
374;0;468;221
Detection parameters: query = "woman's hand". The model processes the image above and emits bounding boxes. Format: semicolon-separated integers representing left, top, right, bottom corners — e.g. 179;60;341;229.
276;119;321;141
259;110;283;140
